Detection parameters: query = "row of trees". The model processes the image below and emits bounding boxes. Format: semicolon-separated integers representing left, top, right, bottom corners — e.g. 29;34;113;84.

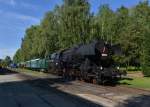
0;56;12;67
13;0;150;76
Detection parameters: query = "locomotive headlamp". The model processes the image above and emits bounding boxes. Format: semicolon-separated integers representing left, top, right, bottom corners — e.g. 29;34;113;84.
102;54;108;56
117;67;120;70
100;66;103;70
56;63;58;65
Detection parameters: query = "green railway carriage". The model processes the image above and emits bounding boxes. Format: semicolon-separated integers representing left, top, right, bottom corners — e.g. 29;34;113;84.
38;59;49;69
24;58;49;71
26;60;31;68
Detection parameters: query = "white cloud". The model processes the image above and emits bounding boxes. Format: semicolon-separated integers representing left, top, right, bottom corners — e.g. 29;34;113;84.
0;0;42;10
0;0;16;6
10;0;16;6
20;2;39;10
0;48;16;59
0;10;40;23
11;12;40;23
0;9;3;13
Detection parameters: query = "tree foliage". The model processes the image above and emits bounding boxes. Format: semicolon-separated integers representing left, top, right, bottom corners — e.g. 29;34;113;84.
0;56;12;67
13;0;150;76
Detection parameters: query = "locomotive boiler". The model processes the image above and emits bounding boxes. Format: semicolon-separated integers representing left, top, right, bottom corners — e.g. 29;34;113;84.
50;39;126;84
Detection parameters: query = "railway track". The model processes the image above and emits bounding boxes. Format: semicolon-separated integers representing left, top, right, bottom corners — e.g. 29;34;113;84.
51;80;150;97
73;80;150;94
48;80;150;107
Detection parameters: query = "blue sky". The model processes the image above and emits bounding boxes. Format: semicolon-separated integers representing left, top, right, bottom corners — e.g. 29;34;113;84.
0;0;147;59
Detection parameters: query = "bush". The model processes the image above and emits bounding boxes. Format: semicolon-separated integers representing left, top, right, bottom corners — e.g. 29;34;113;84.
142;65;150;77
142;23;150;76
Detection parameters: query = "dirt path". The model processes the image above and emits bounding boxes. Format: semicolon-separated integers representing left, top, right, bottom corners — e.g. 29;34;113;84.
2;68;150;107
0;68;102;107
47;80;150;107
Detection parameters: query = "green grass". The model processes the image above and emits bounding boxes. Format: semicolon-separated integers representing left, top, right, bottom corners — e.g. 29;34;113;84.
120;66;141;72
10;68;48;77
119;77;150;90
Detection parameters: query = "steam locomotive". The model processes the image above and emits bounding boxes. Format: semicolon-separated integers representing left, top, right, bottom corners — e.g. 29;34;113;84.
49;39;126;84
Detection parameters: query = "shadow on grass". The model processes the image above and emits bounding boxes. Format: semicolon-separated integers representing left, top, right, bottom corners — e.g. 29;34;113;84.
144;75;150;77
116;95;150;107
102;77;133;86
121;77;133;81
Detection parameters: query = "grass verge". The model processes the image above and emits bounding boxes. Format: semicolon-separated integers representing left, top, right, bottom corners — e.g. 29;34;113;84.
10;68;48;77
119;77;150;90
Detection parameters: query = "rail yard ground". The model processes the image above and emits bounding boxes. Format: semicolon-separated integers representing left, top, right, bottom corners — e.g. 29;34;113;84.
0;68;150;107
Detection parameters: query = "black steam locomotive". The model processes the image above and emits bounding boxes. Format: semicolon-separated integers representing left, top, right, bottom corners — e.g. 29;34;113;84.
50;39;126;84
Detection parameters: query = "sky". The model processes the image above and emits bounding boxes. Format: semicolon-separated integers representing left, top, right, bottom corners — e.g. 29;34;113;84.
0;0;148;59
